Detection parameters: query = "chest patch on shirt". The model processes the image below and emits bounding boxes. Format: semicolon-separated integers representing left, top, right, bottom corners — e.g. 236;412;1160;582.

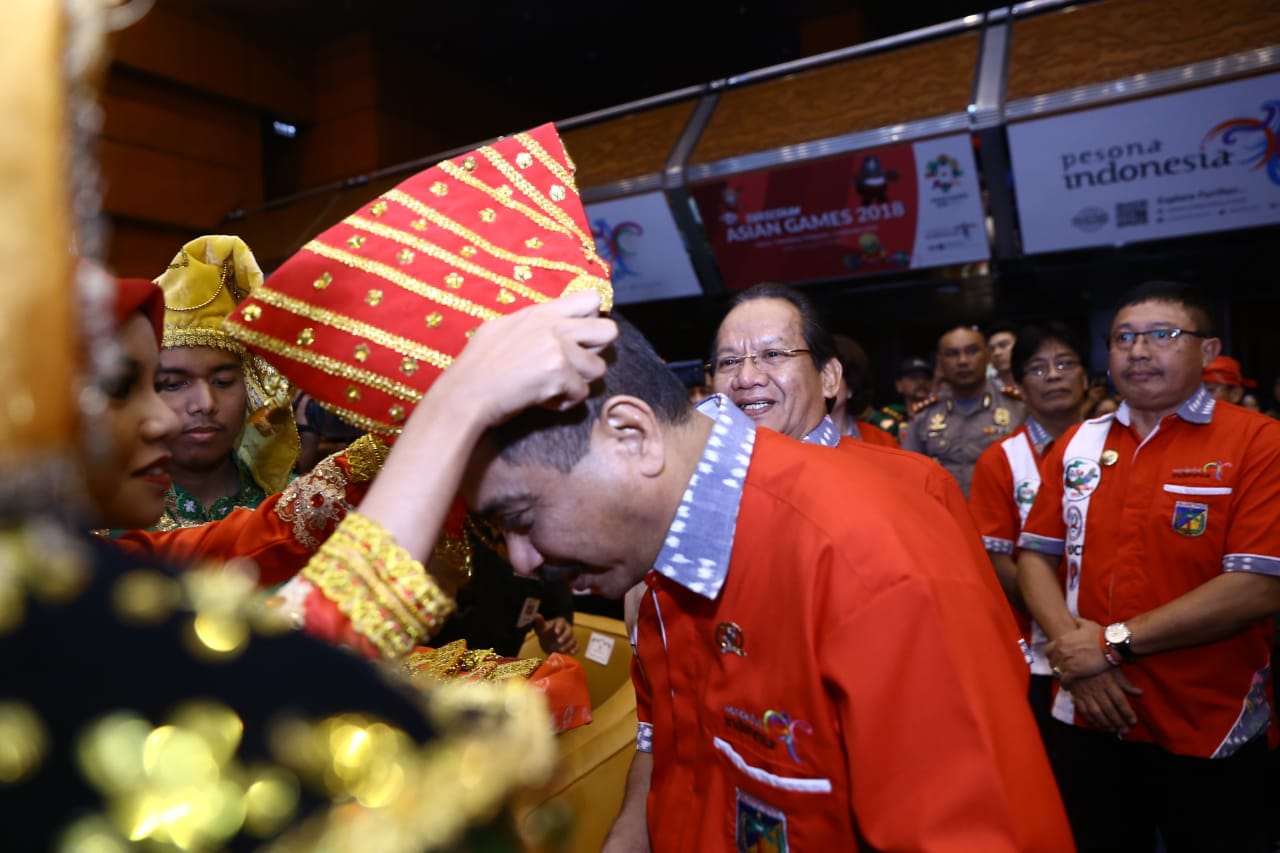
1063;458;1101;500
736;789;788;853
1172;501;1209;537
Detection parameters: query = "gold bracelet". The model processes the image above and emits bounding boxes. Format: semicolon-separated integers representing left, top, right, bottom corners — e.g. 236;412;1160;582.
302;513;455;658
345;434;390;483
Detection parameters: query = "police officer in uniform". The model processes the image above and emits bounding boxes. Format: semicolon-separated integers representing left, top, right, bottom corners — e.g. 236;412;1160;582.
901;326;1025;496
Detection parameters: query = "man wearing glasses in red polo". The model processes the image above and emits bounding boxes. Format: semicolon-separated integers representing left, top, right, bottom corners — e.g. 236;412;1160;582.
1017;280;1280;853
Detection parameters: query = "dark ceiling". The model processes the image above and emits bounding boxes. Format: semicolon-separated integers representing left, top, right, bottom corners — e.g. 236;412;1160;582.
163;0;998;119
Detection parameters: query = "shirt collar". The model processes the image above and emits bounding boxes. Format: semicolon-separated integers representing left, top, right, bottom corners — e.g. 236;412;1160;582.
804;415;841;447
663;395;756;599
1115;385;1215;427
1024;417;1053;454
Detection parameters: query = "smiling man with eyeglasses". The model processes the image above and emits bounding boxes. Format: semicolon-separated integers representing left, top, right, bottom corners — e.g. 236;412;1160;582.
1015;280;1280;852
707;283;844;444
969;322;1090;745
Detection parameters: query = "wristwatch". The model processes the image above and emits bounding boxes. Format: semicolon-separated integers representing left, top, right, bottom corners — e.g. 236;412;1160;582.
1104;622;1137;664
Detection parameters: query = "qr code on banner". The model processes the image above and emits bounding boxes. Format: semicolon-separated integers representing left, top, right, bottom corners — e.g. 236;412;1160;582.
1116;200;1148;227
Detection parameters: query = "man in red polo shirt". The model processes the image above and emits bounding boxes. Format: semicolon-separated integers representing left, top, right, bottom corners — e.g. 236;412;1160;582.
468;320;1070;852
1017;281;1280;852
969;322;1090;739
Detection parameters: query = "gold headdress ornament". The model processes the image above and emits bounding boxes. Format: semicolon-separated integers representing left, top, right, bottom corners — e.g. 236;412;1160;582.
0;0;94;513
155;235;299;494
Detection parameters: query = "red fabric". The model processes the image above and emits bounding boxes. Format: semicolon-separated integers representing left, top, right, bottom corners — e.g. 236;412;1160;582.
1203;355;1255;388
226;123;610;437
857;421;899;447
300;585;383;659
113;452;371;587
1022;405;1280;756
969;425;1032;554
836;435;991;578
637;430;1070;852
969;424;1037;640
530;653;592;733
113;277;164;344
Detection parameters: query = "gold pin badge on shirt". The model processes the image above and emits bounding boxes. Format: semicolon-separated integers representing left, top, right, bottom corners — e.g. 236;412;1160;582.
993;407;1011;427
715;622;746;656
929;412;947;431
1101;449;1119;467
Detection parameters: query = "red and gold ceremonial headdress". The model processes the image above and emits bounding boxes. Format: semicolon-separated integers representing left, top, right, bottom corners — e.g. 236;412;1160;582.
224;123;612;436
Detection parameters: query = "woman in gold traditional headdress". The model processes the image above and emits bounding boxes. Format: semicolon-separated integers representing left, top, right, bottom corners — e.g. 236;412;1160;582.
0;1;614;849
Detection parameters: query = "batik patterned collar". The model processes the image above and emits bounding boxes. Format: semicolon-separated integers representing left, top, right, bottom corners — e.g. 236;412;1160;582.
803;415;841;447
1115;385;1215;428
1024;417;1053;455
658;395;756;600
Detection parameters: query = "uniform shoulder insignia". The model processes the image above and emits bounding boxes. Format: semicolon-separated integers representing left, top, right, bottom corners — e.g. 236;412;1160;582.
1002;384;1024;401
878;406;905;422
909;396;938;417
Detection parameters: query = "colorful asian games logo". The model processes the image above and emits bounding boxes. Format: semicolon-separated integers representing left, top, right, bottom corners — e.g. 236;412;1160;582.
591;218;644;280
1202;100;1280;186
924;153;964;192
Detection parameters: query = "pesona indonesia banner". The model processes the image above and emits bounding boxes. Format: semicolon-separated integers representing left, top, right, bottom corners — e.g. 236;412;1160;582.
689;133;989;290
1007;71;1280;254
584;192;704;305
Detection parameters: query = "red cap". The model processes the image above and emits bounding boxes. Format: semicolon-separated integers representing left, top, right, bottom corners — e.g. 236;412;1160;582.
113;277;165;345
1203;355;1255;388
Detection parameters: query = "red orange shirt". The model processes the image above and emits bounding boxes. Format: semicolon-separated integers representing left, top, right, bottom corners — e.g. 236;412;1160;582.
1020;391;1280;756
636;403;1069;851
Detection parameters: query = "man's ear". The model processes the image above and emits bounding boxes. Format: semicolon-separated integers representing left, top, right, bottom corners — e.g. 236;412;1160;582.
1201;336;1223;367
820;357;842;400
595;395;666;477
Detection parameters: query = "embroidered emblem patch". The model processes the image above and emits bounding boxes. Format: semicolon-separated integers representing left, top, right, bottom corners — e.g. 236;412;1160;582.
724;706;813;764
736;790;788;853
1172;501;1208;537
1064;458;1102;501
1065;506;1083;542
763;710;814;764
1202;461;1232;481
1014;480;1038;507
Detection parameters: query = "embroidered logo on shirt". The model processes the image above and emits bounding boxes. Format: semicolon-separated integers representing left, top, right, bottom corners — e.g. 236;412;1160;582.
1066;506;1083;542
1172;501;1209;537
763;711;813;764
724;706;812;764
1170;461;1233;481
736;790;788;853
1064;458;1101;500
1014;480;1038;507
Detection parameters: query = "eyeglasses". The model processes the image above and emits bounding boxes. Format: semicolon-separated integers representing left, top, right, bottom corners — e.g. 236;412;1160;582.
1110;328;1209;350
707;348;811;375
1024;358;1083;378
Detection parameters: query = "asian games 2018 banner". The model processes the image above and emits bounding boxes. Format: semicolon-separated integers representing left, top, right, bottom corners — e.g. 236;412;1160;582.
689;133;989;290
1007;71;1280;254
584;192;704;305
